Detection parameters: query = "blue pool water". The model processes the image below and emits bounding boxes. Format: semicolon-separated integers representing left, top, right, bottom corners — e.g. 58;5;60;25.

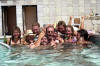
0;35;100;66
0;44;100;66
0;39;4;43
0;42;11;58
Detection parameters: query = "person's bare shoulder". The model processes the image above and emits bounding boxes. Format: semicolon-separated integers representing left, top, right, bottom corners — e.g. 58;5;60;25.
7;38;10;45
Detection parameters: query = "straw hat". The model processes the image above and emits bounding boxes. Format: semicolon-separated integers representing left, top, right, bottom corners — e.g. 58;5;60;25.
23;29;35;40
26;30;33;35
24;29;35;37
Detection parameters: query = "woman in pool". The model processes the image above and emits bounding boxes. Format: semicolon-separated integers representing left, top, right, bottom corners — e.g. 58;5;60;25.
7;26;24;46
76;29;93;48
64;25;77;43
64;16;77;43
64;16;87;43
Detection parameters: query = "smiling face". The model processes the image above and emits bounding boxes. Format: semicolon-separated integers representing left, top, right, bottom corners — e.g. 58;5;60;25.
46;27;54;37
25;35;34;43
32;25;40;35
66;25;74;38
76;32;80;40
58;25;65;34
41;36;48;46
13;29;20;39
54;31;58;37
66;27;73;37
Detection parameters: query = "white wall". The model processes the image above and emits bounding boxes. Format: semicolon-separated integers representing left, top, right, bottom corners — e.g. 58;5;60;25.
0;0;100;35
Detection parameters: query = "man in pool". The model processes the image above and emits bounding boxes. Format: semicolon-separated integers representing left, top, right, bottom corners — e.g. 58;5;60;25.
46;26;55;39
32;22;41;41
29;30;49;49
56;21;66;39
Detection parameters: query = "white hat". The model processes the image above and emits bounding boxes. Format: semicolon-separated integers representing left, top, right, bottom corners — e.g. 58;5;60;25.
27;30;33;34
25;29;35;36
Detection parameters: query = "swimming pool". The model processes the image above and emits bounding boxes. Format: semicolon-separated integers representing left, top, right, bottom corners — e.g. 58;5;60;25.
0;35;100;66
0;42;11;58
0;45;100;66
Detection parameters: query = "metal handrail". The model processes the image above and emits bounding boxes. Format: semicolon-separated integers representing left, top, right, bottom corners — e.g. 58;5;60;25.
0;42;11;55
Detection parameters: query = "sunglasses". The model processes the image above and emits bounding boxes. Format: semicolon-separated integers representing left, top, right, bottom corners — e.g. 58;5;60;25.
47;31;54;33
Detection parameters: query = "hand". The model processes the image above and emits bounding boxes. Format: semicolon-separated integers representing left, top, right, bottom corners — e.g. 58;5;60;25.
57;37;64;43
51;39;56;46
70;16;73;20
41;27;46;33
81;16;85;19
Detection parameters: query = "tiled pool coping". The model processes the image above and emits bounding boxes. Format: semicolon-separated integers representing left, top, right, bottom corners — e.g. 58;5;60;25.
0;35;11;42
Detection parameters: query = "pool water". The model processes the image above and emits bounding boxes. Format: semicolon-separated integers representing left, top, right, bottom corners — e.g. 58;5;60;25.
0;44;9;58
0;39;4;43
0;44;100;66
0;42;11;58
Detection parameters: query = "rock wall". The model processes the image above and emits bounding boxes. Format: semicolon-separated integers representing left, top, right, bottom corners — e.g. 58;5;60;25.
0;0;100;35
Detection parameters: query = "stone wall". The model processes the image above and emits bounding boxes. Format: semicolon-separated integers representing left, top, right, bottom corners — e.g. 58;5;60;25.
0;0;100;35
84;19;100;33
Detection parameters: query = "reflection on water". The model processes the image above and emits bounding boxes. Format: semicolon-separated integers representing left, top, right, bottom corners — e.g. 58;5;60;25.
0;44;100;66
0;42;11;59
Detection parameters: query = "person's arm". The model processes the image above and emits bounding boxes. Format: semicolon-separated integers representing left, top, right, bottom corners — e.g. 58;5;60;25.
30;38;41;49
68;16;73;25
50;38;57;48
21;38;25;45
79;16;84;29
57;36;64;44
7;38;10;45
30;30;45;49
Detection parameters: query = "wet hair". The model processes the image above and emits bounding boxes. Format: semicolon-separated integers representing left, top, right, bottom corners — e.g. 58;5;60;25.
66;25;74;36
32;22;40;27
11;26;21;40
77;29;88;41
57;21;66;28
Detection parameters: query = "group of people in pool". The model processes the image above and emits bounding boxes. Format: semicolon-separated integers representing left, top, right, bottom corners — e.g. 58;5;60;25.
6;16;93;49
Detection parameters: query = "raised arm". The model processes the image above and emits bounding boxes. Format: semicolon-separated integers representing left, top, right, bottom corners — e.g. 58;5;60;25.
68;16;73;25
79;16;84;29
30;29;45;49
7;38;10;45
